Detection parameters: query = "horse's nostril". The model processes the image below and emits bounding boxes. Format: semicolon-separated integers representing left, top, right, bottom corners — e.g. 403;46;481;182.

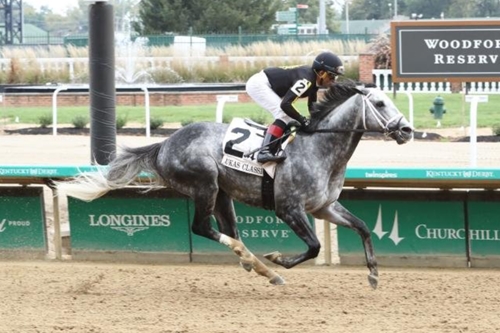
401;126;413;134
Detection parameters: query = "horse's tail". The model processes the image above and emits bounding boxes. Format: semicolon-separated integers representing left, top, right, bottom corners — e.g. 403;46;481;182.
56;142;163;202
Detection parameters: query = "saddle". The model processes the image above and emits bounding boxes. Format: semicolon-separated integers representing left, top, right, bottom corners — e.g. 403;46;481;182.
221;118;295;210
221;118;290;177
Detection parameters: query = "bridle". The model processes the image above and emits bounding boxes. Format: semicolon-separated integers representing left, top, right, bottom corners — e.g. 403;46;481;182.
360;92;405;136
244;91;406;157
312;91;404;136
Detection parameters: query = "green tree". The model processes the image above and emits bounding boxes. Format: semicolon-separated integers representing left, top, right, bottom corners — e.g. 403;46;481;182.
136;0;282;34
346;0;393;20
401;0;500;18
23;3;50;30
404;0;452;19
475;0;500;17
281;0;340;33
446;0;476;18
23;0;88;35
113;0;142;33
345;0;500;20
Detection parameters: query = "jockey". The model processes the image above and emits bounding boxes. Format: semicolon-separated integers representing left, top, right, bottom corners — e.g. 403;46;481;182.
246;51;345;164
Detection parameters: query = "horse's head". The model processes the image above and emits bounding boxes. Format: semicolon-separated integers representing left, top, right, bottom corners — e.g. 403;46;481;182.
356;86;413;144
311;82;413;144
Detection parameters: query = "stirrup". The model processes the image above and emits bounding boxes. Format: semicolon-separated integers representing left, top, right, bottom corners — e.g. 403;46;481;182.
257;151;287;164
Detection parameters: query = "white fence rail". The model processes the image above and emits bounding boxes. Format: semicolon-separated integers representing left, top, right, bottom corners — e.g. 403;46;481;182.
373;69;500;94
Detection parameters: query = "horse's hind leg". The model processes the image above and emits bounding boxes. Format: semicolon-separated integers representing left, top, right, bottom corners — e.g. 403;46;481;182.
213;191;251;272
213;191;239;239
313;201;378;289
191;189;285;285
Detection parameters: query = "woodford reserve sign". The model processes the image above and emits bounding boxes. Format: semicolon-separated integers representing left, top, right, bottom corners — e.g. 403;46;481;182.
391;20;500;82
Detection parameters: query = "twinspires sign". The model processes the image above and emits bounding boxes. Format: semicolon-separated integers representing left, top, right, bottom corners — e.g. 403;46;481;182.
391;20;500;81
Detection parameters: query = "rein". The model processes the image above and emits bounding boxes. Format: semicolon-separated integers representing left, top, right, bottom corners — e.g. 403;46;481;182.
243;91;403;157
309;92;403;136
311;128;381;133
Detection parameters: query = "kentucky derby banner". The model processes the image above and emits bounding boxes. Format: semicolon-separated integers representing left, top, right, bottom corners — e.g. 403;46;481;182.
391;20;500;82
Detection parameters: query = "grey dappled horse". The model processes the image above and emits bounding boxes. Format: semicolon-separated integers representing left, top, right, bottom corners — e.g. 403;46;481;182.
57;82;413;288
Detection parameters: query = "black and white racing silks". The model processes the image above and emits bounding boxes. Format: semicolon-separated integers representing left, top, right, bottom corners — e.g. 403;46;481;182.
263;65;318;123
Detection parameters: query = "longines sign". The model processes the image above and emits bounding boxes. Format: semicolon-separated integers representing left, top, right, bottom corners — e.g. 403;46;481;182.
391;20;500;82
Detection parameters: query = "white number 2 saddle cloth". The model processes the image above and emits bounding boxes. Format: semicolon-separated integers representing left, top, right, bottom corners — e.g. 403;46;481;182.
221;118;291;178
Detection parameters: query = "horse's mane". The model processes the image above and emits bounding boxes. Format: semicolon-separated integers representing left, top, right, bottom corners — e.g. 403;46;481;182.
309;80;375;127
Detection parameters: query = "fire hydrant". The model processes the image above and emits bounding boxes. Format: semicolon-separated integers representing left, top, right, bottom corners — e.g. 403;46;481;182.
429;95;446;127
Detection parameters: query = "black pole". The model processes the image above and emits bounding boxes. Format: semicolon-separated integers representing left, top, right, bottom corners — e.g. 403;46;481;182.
89;1;116;165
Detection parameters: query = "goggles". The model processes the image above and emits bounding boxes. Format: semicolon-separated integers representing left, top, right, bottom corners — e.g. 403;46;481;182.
326;72;338;80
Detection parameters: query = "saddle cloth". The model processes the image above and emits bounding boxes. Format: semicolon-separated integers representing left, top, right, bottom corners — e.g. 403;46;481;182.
221;118;290;178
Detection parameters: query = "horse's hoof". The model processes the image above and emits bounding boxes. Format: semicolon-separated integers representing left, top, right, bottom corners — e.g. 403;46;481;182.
264;251;282;263
368;274;378;289
239;261;253;272
269;275;286;285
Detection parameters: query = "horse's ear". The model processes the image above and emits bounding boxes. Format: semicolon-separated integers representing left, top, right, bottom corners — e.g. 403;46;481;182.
355;82;377;90
353;81;366;95
353;86;366;95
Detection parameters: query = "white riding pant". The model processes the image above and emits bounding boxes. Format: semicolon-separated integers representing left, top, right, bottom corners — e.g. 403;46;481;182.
246;71;294;124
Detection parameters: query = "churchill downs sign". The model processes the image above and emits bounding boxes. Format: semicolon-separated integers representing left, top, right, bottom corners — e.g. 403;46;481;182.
391;20;500;82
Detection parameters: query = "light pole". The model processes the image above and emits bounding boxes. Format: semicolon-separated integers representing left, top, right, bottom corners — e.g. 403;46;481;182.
319;0;326;34
345;0;350;34
388;1;397;19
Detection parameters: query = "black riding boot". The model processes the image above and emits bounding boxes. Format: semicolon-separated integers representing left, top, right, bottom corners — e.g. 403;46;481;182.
257;120;287;164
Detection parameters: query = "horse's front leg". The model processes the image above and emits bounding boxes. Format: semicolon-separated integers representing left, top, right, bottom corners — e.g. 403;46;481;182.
263;208;321;269
313;201;378;289
218;235;284;285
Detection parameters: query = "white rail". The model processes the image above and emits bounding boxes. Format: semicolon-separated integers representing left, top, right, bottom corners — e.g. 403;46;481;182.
373;69;500;94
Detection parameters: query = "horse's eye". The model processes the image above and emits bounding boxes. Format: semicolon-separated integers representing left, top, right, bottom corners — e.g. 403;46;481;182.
375;101;385;108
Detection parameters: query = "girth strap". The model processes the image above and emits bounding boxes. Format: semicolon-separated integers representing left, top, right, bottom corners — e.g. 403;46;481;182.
261;171;275;211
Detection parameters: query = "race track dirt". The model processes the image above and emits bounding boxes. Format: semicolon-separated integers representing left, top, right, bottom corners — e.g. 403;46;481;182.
0;261;499;333
1;129;500;333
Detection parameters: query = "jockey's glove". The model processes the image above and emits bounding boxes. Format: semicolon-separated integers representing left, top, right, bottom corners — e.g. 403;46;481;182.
299;116;310;127
287;119;302;129
299;117;313;133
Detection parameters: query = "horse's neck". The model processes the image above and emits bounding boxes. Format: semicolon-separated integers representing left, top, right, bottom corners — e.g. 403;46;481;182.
313;130;363;167
313;99;365;168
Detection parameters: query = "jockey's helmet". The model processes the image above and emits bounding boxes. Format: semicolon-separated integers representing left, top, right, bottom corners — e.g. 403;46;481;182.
312;52;345;77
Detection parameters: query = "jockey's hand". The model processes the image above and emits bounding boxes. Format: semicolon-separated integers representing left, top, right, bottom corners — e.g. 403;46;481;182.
287;119;302;129
299;117;313;133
